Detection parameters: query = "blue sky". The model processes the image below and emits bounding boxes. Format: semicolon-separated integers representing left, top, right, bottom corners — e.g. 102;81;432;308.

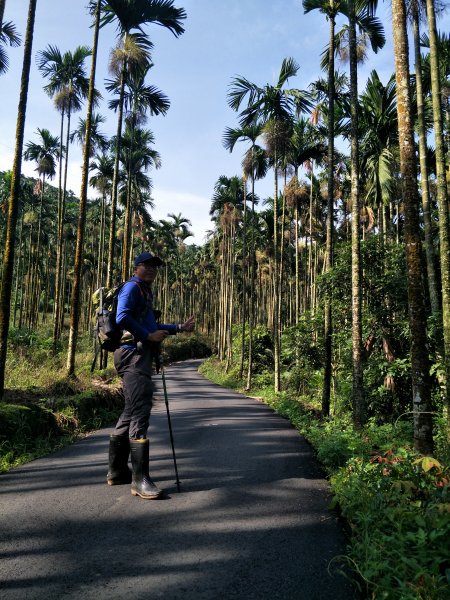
0;0;399;244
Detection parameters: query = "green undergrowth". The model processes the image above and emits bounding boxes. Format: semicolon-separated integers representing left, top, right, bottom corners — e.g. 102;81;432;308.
1;327;122;471
0;399;123;472
199;357;450;600
1;327;213;473
0;388;123;472
163;333;212;363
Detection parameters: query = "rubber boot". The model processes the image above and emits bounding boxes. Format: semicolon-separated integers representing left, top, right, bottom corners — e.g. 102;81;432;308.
107;435;132;485
130;439;163;499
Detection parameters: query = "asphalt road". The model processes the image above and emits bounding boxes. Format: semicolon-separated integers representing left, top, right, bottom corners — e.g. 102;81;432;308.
0;359;355;600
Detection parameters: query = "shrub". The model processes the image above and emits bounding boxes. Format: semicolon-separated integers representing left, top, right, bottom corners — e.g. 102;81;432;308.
332;449;450;599
0;390;123;472
229;324;274;375
45;390;123;431
164;334;212;363
0;404;58;443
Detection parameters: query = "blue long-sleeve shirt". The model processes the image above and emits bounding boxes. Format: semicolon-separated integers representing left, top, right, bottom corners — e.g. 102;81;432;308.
115;276;177;347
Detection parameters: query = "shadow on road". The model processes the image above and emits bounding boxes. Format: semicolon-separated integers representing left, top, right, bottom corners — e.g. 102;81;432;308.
0;359;355;600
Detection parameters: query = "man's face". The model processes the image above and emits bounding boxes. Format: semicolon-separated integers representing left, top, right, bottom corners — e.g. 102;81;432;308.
135;262;160;284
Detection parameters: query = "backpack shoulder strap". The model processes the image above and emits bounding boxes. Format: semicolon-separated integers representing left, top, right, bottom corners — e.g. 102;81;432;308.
112;280;142;304
124;280;152;323
124;279;146;296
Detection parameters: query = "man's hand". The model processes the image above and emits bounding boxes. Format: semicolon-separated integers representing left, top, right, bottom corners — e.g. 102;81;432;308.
147;330;169;343
180;316;195;332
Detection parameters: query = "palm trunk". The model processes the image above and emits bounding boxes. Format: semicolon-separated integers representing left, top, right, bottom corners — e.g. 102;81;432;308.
53;102;72;345
377;199;384;243
246;161;256;389
163;263;169;319
20;222;33;329
30;176;45;328
59;237;67;334
122;120;135;281
0;0;37;398
42;249;50;324
295;197;300;323
219;236;225;358
24;225;34;329
225;220;236;373
66;0;101;375
52;104;65;327
322;3;336;417
122;173;133;280
308;165;314;313
239;175;247;379
13;208;24;327
107;48;127;288
96;191;106;288
425;0;450;416
278;171;287;334
218;234;226;359
273;153;281;392
412;0;440;316
0;0;6;30
392;0;433;454
349;4;364;427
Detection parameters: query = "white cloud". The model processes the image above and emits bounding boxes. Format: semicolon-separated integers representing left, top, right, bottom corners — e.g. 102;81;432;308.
151;189;214;246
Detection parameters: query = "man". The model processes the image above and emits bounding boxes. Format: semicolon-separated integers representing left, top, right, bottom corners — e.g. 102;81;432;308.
107;251;194;499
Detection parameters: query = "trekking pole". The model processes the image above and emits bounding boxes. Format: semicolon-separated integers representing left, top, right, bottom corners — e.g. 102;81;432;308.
160;356;181;492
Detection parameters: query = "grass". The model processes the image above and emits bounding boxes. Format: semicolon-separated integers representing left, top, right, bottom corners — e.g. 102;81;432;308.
1;325;122;472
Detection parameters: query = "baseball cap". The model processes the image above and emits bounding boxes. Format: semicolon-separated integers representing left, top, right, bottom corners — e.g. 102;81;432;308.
134;252;164;267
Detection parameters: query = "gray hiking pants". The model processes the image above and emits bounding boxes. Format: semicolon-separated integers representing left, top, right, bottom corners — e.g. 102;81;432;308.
113;345;155;439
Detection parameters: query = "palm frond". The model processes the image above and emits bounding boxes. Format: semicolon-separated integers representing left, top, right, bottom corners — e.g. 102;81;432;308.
0;21;21;47
227;76;259;112
100;0;186;38
286;88;314;116
278;57;300;87
36;44;63;77
0;45;8;75
302;0;333;16
356;11;385;53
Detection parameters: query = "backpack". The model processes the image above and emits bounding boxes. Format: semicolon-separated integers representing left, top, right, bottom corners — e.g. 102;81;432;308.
91;280;146;371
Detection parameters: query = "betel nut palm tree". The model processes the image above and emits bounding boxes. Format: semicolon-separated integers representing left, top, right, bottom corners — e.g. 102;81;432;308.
23;129;60;317
23;128;60;182
303;0;339;415
343;0;385;428
391;0;433;454
90;151;114;288
0;0;37;399
166;212;193;321
409;0;440;315
68;0;186;375
37;44;93;228
228;57;311;392
223;121;266;383
67;0;102;375
423;0;450;417
107;63;169;279
286;117;327;325
118;122;161;276
37;43;93;346
359;70;398;239
70;112;109;157
100;0;186;288
210;175;245;366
